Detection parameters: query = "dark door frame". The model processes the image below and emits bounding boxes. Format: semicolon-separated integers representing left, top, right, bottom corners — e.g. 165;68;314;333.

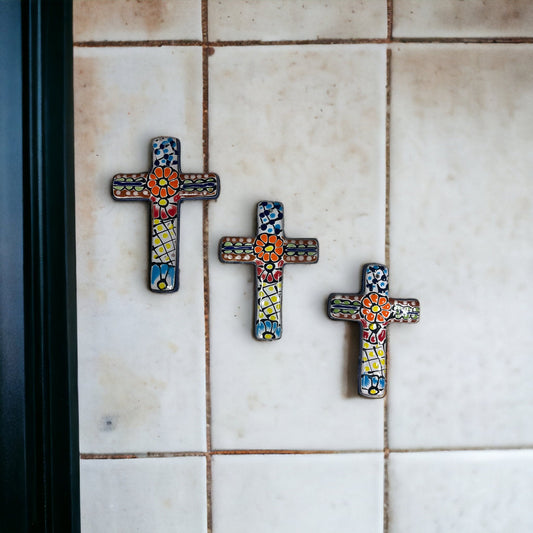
0;1;80;531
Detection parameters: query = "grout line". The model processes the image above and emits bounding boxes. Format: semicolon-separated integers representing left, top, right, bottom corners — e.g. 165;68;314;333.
392;36;533;44
80;452;207;459
80;445;533;461
73;40;202;47
383;47;392;533
73;37;533;48
201;3;213;533
210;449;381;455
390;445;533;453
387;0;393;41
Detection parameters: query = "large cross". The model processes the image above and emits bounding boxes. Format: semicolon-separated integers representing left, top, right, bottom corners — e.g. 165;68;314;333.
327;263;420;398
112;137;220;292
219;201;319;340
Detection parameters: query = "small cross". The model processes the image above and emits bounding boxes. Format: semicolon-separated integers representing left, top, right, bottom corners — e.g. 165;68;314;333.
112;137;220;292
219;201;319;340
328;264;420;398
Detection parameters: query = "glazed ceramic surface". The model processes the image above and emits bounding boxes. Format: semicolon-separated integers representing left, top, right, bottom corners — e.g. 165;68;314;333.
328;264;419;398
112;137;219;292
219;201;318;340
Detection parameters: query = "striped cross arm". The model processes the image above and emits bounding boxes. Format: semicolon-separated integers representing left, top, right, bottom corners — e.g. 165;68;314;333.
327;294;362;321
390;298;420;323
111;173;150;200
178;173;220;200
283;238;319;264
219;237;256;263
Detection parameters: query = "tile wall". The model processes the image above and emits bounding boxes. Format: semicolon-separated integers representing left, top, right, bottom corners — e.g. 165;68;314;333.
73;1;533;532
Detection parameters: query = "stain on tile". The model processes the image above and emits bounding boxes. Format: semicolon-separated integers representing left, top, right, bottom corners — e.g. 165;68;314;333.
394;0;533;37
97;352;165;432
74;0;201;41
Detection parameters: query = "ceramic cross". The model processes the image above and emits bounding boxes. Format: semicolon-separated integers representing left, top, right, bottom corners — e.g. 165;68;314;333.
112;137;220;292
328;264;420;398
219;201;319;340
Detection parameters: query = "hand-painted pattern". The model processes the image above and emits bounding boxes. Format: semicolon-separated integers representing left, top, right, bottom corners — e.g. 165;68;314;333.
328;264;420;398
219;201;318;340
112;137;220;292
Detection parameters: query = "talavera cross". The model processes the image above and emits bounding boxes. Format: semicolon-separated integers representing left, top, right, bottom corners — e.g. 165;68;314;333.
112;137;220;292
219;201;319;340
328;264;420;398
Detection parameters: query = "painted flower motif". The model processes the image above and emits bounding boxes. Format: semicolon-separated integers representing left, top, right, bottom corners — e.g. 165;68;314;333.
148;166;180;199
256;260;283;283
361;374;385;396
256;320;282;341
360;293;391;323
150;263;176;292
148;167;180;219
254;234;284;263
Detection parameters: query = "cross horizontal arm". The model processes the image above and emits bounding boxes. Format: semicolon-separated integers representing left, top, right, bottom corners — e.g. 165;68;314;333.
112;173;150;199
219;237;256;263
284;238;319;263
390;298;420;323
178;173;220;200
327;294;362;320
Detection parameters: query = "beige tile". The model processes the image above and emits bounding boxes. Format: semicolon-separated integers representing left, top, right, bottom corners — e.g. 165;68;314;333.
389;451;533;533
394;0;533;38
208;0;387;41
209;45;387;450
388;45;533;449
74;0;201;41
212;454;383;533
75;47;207;452
81;457;207;532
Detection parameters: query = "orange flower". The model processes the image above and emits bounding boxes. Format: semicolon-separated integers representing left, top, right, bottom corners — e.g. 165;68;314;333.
360;292;391;323
147;166;180;199
254;234;284;262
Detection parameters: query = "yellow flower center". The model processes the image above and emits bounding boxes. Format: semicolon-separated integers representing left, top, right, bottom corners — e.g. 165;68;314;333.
372;305;380;312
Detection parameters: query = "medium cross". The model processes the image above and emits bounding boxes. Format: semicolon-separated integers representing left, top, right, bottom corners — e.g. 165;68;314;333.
112;137;220;292
327;263;420;398
219;201;319;340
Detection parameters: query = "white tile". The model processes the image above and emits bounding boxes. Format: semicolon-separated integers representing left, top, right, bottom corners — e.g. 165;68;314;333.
394;0;533;38
209;46;386;450
388;45;533;449
80;457;207;533
388;450;533;533
212;454;383;533
75;47;207;452
74;0;202;41
208;0;387;41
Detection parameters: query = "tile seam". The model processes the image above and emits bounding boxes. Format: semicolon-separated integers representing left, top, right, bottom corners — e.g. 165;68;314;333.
201;3;213;533
73;37;533;48
387;0;393;41
80;445;533;461
383;46;392;533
